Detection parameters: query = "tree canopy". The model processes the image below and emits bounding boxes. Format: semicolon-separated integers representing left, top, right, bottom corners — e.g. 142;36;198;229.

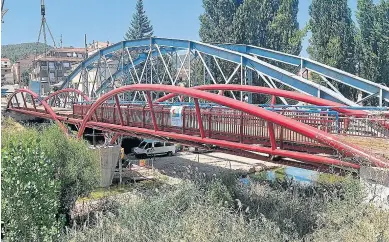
124;0;153;40
200;0;302;54
307;0;357;74
1;42;52;63
357;0;389;86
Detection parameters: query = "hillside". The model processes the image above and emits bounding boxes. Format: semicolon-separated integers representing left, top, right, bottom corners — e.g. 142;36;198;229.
1;42;53;63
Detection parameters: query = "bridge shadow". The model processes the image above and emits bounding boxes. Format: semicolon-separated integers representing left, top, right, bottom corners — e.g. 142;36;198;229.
201;153;271;170
145;152;256;182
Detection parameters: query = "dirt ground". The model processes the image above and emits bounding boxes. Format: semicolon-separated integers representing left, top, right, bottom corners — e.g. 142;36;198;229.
116;151;280;182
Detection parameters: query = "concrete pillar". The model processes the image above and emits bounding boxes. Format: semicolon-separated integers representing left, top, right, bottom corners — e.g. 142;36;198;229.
360;167;389;187
90;145;121;187
360;166;389;209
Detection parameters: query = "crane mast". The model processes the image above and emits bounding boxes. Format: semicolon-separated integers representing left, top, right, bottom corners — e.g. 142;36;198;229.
1;0;8;23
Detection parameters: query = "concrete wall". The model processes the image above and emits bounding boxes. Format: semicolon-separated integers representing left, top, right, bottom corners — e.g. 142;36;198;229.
360;166;389;209
360;167;389;187
90;145;121;187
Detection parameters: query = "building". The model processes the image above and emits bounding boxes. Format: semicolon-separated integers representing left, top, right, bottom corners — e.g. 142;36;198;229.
87;40;111;56
1;58;14;84
30;41;112;94
11;54;36;86
31;47;87;94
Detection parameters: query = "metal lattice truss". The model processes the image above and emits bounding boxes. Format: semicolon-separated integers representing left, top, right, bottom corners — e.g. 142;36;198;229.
61;38;389;107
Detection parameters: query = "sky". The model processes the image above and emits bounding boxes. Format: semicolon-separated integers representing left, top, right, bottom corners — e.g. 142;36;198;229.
1;0;361;57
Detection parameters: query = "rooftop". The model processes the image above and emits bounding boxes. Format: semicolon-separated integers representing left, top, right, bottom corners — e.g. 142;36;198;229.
35;56;84;62
50;47;86;53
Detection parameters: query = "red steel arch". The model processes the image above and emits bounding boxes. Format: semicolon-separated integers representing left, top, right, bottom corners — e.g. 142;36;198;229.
157;85;389;131
77;84;388;168
6;89;68;133
43;88;90;108
156;84;367;117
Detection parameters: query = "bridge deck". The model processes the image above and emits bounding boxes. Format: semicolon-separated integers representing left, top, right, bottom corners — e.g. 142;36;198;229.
13;103;388;158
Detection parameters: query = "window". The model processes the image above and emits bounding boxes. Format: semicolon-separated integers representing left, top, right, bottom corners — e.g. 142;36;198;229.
49;62;55;69
165;143;174;146
154;142;163;148
145;143;152;149
138;141;146;148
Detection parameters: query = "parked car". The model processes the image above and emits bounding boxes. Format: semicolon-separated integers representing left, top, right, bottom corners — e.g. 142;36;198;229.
134;139;176;158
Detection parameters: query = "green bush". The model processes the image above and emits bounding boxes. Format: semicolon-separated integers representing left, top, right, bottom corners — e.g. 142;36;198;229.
2;128;62;241
62;182;284;242
63;171;389;242
38;125;100;224
1;120;100;240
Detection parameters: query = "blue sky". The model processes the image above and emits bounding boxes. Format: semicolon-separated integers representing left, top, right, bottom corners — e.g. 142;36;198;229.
1;0;360;57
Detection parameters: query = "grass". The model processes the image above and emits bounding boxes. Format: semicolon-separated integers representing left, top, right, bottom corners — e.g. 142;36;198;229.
64;170;389;242
77;176;173;203
77;186;129;203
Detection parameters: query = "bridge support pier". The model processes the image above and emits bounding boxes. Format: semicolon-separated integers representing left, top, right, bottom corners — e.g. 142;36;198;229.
91;145;121;187
360;166;389;209
360;167;389;187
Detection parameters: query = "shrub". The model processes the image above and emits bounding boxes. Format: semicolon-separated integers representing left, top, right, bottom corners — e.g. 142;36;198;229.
63;171;387;242
38;125;100;224
62;182;284;242
2;128;62;241
1;120;100;240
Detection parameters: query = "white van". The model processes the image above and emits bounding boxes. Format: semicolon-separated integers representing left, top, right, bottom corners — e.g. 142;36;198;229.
134;139;176;158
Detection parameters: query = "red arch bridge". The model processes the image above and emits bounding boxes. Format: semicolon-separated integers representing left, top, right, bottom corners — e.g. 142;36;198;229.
6;84;389;173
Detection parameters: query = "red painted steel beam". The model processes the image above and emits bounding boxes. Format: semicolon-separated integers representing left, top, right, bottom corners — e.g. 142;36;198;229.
268;95;277;149
31;96;37;111
14;95;20;107
43;88;90;104
194;98;205;138
63;92;69;108
155;84;367;117
21;92;27;108
110;133;121;145
114;95;124;126
6;89;68;134
271;95;276;106
7;107;360;170
76;84;388;168
146;91;159;131
86;120;361;169
267;122;277;150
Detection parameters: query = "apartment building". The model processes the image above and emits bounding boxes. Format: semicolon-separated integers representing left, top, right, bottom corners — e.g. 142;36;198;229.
30;41;112;94
1;58;14;84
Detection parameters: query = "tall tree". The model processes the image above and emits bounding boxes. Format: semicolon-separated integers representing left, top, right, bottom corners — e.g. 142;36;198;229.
357;0;389;86
199;0;303;103
307;0;356;74
268;0;302;55
233;0;280;47
199;0;241;43
124;0;153;40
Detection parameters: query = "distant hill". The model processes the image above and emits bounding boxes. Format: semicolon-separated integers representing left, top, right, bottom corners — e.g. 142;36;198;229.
1;42;53;63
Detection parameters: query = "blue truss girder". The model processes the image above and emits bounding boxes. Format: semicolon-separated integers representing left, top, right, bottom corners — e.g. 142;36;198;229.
218;44;389;103
94;47;177;95
61;37;356;105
